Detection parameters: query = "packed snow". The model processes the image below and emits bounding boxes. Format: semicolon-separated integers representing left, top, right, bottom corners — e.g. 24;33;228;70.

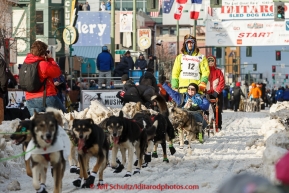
0;101;288;193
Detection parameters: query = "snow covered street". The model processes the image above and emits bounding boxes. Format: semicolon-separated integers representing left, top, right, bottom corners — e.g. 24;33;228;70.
0;109;270;193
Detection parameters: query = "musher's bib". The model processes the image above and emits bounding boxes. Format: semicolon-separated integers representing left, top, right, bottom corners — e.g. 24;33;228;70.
180;55;203;80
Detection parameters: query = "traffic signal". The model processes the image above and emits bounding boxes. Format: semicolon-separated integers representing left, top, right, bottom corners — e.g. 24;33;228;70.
276;51;281;61
253;64;257;71
274;2;285;21
272;74;275;80
272;65;276;72
286;74;289;79
246;46;252;57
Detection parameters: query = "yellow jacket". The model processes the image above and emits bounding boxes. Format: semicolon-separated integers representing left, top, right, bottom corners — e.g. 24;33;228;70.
171;51;210;93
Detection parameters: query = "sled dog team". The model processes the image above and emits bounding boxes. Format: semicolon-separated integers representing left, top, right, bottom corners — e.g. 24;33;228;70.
10;95;204;193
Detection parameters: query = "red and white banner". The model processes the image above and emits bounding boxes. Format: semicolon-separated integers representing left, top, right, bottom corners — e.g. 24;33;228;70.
205;20;289;46
207;0;289;20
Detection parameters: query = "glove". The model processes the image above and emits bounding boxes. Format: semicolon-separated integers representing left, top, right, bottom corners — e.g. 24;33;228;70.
212;91;218;98
198;82;207;92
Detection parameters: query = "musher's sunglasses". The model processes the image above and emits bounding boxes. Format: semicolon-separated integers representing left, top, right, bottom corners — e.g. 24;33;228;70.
208;58;215;63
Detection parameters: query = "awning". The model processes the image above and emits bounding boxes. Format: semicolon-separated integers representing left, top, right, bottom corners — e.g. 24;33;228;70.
72;46;102;59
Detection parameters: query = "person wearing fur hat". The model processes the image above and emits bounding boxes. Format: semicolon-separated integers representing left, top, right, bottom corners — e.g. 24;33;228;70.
171;34;210;94
206;55;225;129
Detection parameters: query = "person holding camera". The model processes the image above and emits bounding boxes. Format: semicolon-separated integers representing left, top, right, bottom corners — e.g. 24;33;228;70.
20;41;66;115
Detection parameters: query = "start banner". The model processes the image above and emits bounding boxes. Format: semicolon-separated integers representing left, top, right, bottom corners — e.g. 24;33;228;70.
208;0;289;20
205;20;289;46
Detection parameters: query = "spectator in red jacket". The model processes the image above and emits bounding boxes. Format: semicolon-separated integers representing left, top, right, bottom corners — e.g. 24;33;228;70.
206;55;225;130
24;41;66;115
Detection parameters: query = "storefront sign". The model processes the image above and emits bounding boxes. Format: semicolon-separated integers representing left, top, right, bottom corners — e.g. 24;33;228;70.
137;29;152;50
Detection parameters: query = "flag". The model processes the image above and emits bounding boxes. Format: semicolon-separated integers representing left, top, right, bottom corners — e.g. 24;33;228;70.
150;0;162;18
208;6;213;16
163;0;175;14
190;0;202;20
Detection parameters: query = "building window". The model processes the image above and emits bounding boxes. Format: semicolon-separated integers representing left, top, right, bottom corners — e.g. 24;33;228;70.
170;27;176;35
51;10;62;35
161;27;169;35
36;11;44;35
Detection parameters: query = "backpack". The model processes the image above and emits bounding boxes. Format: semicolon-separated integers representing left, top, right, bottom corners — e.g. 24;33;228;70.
19;61;45;92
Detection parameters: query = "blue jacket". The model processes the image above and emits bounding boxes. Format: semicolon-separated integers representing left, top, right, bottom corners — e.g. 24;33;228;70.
106;2;111;10
275;89;284;101
97;51;114;71
162;83;210;111
135;58;147;70
283;89;289;101
114;62;129;77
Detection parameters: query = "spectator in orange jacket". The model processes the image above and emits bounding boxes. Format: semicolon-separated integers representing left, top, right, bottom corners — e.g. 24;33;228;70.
248;83;262;112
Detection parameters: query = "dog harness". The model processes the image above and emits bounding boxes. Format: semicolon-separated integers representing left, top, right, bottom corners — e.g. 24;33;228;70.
42;153;50;161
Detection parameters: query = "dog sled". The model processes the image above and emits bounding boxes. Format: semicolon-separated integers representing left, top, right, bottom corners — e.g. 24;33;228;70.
203;98;219;138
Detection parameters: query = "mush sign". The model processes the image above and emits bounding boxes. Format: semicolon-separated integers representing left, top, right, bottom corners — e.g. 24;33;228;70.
74;12;111;46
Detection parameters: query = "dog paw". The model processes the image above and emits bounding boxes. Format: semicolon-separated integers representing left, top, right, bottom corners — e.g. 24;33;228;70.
184;140;189;145
144;154;151;163
142;162;148;168
113;164;124;173
124;171;132;177
163;158;169;163
179;146;184;149
133;168;140;175
152;152;158;158
169;146;176;155
133;160;138;166
72;178;82;187
70;166;78;173
76;168;80;174
81;175;95;189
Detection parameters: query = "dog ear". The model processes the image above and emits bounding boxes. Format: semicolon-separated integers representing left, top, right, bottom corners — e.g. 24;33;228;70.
119;110;124;118
33;109;38;117
135;102;142;111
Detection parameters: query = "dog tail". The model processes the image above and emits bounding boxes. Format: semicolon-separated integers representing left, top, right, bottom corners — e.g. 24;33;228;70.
151;94;169;117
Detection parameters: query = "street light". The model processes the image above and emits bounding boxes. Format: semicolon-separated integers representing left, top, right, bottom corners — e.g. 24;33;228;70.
53;26;75;87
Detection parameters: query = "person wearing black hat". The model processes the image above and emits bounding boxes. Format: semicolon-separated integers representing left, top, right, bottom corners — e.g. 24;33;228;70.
120;51;135;70
135;54;147;70
161;81;209;111
139;68;159;93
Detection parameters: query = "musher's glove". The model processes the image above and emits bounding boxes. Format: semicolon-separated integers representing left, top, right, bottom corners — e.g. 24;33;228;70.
198;82;207;92
212;91;218;98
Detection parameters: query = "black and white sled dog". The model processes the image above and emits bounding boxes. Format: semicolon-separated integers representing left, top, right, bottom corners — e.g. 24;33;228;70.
132;95;176;165
106;110;157;177
70;118;109;188
27;110;67;193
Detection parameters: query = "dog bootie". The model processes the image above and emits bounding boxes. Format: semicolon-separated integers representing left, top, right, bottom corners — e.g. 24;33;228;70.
142;162;148;168
152;151;158;158
81;174;96;188
144;153;151;163
36;184;48;193
76;167;80;174
169;146;176;155
163;158;169;163
133;168;140;175
116;158;121;165
70;165;78;173
73;178;82;187
134;159;138;166
113;164;124;173
184;140;189;145
124;171;132;177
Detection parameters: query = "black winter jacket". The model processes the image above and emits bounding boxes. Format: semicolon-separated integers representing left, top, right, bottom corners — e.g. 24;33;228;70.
139;71;159;93
121;56;135;70
0;58;7;98
233;86;245;100
135;58;147;70
114;62;129;77
124;85;155;103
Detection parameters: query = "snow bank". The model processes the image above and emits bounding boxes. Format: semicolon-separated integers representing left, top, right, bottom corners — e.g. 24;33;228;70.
261;102;289;184
0;120;25;192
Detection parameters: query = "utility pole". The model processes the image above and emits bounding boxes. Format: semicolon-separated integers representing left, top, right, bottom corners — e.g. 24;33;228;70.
176;20;179;54
30;0;36;48
193;20;197;37
110;0;115;60
133;0;137;53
